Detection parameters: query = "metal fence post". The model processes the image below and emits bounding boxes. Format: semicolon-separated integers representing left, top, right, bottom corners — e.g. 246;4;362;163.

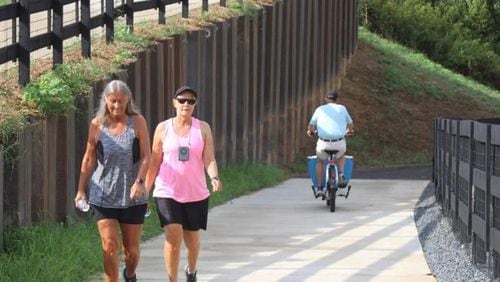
81;0;91;57
19;0;30;86
105;0;114;43
126;0;134;31
53;0;63;65
182;0;188;18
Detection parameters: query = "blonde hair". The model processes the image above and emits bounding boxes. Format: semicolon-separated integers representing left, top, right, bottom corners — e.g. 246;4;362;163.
95;80;140;124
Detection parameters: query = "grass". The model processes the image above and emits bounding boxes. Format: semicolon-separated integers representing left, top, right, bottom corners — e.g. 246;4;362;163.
2;7;500;282
359;27;500;110
0;0;11;6
0;164;288;281
339;28;500;168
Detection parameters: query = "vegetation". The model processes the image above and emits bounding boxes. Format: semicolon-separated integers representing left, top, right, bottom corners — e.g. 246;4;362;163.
6;22;498;277
1;0;500;280
0;164;288;282
324;27;500;168
360;0;500;89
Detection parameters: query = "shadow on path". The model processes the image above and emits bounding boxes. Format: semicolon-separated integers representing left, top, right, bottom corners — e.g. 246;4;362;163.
353;165;432;180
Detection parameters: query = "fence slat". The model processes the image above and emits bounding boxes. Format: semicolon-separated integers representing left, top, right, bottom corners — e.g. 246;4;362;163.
53;0;63;65
81;0;91;57
0;0;362;235
18;125;33;226
105;0;114;43
0;150;4;252
19;0;30;85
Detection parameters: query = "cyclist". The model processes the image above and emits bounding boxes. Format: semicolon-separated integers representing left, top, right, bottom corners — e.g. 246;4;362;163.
307;90;354;197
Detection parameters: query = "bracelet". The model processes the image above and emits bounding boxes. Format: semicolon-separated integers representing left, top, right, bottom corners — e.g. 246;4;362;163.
135;178;144;185
211;176;220;181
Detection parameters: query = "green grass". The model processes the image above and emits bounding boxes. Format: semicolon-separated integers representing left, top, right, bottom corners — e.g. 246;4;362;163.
2;12;500;282
359;27;500;110
0;0;12;6
0;164;288;282
0;219;102;282
342;27;500;168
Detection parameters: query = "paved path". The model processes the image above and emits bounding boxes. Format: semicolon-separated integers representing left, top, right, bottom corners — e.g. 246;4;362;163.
132;178;435;282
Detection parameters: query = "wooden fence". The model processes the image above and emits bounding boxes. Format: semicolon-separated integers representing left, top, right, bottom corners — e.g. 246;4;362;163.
434;117;500;277
0;0;225;86
0;0;359;243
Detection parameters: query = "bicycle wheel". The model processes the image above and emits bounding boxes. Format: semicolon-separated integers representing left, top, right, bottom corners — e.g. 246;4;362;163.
326;182;331;206
329;165;337;212
325;164;332;206
330;183;337;212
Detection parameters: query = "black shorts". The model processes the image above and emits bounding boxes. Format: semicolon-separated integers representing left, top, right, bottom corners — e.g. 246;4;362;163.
91;204;147;224
155;197;209;231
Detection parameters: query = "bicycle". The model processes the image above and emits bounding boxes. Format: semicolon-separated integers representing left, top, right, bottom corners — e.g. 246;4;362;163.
307;131;354;212
323;150;351;212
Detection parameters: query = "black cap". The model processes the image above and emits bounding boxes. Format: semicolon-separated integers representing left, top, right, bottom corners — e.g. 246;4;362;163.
326;90;338;100
174;86;197;99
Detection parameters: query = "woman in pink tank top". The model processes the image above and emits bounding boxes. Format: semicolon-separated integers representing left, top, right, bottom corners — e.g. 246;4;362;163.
145;86;223;282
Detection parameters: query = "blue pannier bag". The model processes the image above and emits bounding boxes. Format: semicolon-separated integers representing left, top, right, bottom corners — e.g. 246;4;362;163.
307;155;354;187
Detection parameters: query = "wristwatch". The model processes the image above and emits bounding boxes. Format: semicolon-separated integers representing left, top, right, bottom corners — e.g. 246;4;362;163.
211;176;220;181
135;178;144;185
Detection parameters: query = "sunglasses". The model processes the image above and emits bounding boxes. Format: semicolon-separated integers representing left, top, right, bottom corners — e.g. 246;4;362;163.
176;98;197;105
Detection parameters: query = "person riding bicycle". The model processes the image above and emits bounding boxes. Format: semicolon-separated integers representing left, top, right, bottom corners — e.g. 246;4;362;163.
307;90;354;197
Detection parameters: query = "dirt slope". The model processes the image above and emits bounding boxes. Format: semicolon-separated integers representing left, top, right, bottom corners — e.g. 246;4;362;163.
320;41;499;168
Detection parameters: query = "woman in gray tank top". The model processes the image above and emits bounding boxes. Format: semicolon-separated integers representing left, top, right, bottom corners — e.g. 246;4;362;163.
75;80;151;282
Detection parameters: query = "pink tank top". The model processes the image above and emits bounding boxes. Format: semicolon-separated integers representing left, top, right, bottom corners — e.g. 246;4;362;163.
153;118;210;202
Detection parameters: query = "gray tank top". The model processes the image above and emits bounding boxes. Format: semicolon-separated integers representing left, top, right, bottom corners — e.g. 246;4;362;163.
89;116;147;208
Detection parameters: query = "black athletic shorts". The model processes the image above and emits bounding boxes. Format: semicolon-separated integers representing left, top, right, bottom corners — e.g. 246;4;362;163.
91;204;147;224
154;197;209;231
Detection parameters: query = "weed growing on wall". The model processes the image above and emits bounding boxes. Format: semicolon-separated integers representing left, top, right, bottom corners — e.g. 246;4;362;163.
22;64;93;117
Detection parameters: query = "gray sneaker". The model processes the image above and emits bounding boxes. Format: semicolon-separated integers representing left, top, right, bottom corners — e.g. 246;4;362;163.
185;265;197;282
338;174;347;188
315;186;325;197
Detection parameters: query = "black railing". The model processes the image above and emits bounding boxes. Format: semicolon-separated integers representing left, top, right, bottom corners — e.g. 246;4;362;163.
0;0;219;86
433;117;500;274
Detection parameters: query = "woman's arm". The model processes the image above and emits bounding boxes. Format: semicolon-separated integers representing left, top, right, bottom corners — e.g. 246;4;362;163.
201;121;223;192
130;115;151;200
145;122;166;195
75;119;99;204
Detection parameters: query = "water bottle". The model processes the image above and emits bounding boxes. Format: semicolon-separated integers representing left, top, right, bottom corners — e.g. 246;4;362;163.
77;199;90;212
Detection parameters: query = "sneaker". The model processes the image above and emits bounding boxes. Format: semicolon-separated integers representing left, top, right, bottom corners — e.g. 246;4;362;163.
315;186;325;197
122;267;137;282
338;174;347;188
185;264;197;282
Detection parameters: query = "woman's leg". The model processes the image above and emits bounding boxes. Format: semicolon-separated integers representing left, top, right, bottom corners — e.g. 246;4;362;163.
164;223;183;282
97;219;120;282
183;230;200;273
120;223;143;278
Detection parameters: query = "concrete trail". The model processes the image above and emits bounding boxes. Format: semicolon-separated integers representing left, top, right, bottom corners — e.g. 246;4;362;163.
130;178;435;282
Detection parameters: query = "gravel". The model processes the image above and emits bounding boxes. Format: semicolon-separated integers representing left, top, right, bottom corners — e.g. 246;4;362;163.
414;183;490;281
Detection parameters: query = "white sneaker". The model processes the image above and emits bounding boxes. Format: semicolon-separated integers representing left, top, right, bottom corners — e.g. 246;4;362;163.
315;186;325;197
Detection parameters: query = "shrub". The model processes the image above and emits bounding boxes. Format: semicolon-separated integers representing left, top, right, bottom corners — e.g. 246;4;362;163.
22;64;92;117
360;0;500;89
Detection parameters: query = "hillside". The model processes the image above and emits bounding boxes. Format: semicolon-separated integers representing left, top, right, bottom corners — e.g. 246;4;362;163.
302;29;500;168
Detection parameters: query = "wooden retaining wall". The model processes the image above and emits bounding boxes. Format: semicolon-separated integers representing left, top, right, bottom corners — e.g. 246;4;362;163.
0;0;358;237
